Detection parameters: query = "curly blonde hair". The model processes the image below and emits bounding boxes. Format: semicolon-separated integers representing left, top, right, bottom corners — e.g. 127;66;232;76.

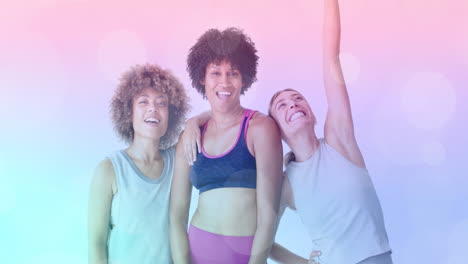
110;64;190;149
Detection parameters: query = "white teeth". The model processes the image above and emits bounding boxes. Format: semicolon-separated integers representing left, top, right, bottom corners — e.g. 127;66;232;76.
289;112;305;122
217;91;231;96
145;118;160;124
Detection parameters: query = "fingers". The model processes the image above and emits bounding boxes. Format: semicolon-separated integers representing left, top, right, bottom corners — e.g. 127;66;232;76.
183;130;201;166
191;136;197;164
196;133;201;154
308;250;321;264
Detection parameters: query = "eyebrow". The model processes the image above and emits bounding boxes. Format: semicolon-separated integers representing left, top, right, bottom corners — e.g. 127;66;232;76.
275;93;301;108
136;94;167;99
208;64;239;71
275;98;285;108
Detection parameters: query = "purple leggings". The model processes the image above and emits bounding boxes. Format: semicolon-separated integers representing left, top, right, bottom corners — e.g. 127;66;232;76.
188;224;254;264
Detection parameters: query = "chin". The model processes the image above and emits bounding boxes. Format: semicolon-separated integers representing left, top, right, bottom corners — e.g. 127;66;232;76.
140;131;163;140
289;120;313;131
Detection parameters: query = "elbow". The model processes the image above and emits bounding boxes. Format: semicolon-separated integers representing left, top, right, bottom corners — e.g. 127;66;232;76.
88;230;108;250
257;208;278;231
89;236;107;251
88;239;107;264
169;208;188;230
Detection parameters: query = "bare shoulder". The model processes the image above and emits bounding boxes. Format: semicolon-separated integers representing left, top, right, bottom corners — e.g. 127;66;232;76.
92;158;116;193
249;112;280;133
324;135;366;169
247;112;282;156
95;159;115;179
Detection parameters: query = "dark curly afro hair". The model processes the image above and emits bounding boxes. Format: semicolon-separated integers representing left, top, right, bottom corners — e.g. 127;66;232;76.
110;64;190;149
187;27;259;96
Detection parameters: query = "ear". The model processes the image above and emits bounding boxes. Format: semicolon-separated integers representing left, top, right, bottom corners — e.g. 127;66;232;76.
200;79;205;86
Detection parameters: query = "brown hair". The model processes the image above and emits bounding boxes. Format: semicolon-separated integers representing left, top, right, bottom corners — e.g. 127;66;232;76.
110;64;190;149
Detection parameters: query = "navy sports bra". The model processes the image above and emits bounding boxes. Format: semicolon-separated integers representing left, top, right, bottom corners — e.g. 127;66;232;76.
190;109;257;194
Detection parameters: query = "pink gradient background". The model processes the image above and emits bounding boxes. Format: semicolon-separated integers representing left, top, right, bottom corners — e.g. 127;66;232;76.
1;0;467;263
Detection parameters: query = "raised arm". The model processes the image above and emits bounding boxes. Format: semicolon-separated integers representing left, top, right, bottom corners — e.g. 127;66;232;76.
169;134;193;264
323;0;365;168
88;159;115;264
182;111;211;165
248;115;283;264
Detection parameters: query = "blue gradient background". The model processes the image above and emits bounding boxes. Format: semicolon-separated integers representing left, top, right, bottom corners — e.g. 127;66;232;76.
1;0;467;263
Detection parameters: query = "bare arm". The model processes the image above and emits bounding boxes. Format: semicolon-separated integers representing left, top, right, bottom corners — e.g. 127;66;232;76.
169;135;193;264
88;159;115;264
248;115;284;264
323;0;365;168
269;176;309;264
183;111;211;165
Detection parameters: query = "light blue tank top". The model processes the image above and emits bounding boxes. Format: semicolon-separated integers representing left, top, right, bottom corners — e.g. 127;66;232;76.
286;139;391;264
107;147;175;264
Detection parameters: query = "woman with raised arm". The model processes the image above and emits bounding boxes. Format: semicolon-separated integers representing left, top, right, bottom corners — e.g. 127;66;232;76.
88;64;189;264
268;0;393;263
169;28;283;264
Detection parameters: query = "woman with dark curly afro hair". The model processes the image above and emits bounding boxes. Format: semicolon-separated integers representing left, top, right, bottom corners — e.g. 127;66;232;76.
88;64;190;264
169;28;284;264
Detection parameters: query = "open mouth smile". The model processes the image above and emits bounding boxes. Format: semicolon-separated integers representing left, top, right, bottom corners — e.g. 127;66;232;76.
144;117;160;124
216;91;232;100
289;111;306;122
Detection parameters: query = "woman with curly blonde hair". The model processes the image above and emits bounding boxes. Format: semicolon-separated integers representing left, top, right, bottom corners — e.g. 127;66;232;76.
88;64;190;264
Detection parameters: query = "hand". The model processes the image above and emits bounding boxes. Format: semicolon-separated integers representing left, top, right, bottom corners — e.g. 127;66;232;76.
183;118;201;166
308;250;321;264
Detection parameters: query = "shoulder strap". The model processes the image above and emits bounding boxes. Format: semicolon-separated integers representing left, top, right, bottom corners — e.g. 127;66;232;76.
243;110;257;141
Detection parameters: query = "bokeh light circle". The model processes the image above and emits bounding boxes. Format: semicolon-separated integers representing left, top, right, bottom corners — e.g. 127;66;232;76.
97;30;148;83
400;72;456;130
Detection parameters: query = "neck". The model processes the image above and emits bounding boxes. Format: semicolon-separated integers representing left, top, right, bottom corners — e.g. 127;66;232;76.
126;136;162;163
285;126;319;162
210;104;245;128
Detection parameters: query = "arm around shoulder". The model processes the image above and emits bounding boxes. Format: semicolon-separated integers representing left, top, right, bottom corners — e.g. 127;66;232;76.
183;111;211;165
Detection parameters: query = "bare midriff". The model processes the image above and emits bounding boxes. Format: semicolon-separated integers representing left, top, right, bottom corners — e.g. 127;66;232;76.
191;187;257;236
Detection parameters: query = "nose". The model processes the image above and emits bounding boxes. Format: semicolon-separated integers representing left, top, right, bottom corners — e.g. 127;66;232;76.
148;102;157;113
289;101;297;109
219;73;231;86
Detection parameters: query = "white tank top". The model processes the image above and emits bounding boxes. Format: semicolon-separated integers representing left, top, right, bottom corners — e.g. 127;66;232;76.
286;139;391;264
107;147;175;264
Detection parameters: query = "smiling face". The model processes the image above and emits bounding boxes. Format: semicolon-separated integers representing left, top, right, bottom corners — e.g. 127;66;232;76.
131;87;169;142
269;89;316;138
201;59;243;112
